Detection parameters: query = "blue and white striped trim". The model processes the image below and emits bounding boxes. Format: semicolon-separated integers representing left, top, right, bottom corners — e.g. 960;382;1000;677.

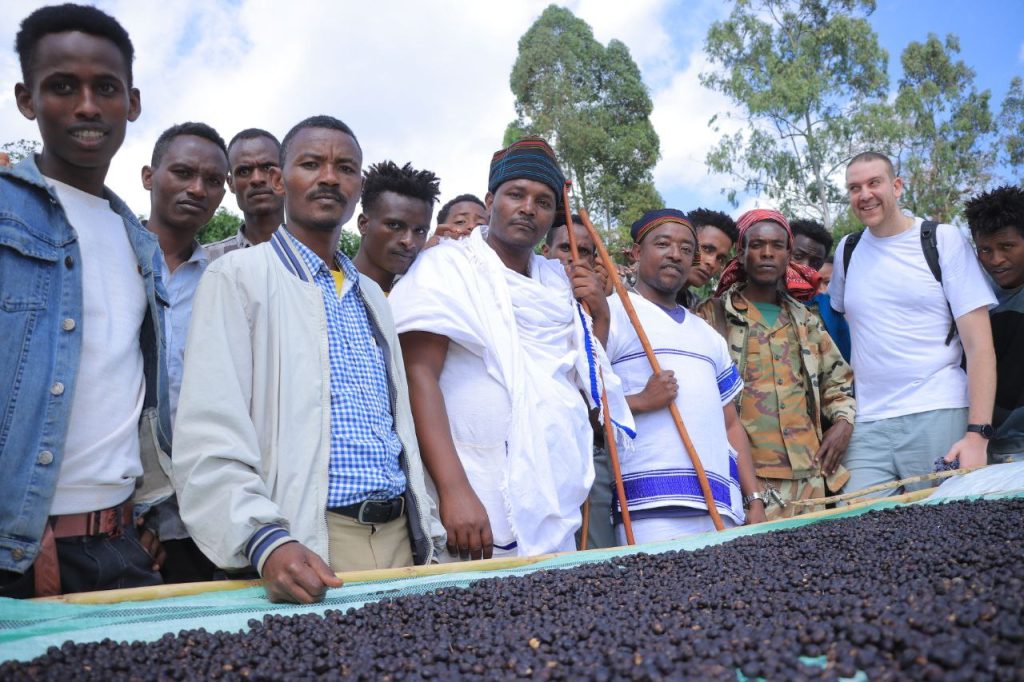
717;364;743;402
611;347;716;369
615;463;739;514
575;301;636;439
246;524;298;575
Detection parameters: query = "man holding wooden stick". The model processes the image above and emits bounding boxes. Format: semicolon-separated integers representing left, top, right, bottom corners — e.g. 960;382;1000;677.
604;209;766;544
391;137;632;561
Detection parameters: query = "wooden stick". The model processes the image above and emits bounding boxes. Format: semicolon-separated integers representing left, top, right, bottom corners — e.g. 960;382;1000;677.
580;499;591;550
562;185;635;545
577;207;725;532
34;552;572;605
789;465;987;508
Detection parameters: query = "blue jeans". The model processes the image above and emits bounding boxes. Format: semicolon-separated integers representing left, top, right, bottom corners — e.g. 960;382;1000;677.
0;522;161;598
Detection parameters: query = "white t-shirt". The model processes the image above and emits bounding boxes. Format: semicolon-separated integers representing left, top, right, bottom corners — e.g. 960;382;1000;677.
46;177;147;515
829;218;996;422
605;293;745;525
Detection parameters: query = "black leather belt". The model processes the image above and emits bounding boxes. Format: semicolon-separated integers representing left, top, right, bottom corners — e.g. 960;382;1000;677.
331;497;405;525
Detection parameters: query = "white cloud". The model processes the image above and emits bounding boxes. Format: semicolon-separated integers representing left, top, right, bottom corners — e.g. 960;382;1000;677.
1;0;735;223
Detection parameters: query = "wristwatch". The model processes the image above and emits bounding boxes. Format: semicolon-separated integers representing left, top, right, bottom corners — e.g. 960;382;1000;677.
743;492;768;509
966;423;994;439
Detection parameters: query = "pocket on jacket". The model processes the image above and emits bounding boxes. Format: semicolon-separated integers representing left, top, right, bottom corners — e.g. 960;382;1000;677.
0;223;57;311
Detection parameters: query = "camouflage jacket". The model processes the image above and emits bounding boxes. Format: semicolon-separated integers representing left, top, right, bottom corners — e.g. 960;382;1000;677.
696;284;856;444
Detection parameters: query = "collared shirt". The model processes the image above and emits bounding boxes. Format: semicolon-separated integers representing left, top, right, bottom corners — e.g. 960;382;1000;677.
204;224;255;262
284;230;406;507
161;241;208;428
735;294;820;479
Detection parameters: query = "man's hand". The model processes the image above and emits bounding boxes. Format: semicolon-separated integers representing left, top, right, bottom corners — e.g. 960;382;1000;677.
439;484;493;561
745;500;767;525
261;542;343;604
943;432;988;469
0;152;10;168
135;517;166;571
425;222;474;249
813;419;853;477
627;371;678;414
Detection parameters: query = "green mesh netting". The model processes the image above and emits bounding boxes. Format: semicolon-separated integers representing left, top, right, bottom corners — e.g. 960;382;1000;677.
1;491;1018;663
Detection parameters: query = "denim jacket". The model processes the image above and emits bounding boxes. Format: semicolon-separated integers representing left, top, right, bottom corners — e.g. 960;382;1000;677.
0;156;172;574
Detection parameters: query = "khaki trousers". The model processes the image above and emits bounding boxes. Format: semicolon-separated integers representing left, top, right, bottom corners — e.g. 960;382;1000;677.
326;512;414;573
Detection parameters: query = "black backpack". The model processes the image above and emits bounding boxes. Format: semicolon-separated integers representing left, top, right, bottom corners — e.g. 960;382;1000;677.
842;220;956;346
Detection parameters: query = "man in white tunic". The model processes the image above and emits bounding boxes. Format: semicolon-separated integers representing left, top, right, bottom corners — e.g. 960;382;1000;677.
391;137;631;560
604;210;766;544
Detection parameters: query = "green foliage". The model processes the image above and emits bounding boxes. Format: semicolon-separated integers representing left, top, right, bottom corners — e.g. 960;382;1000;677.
997;76;1024;180
196;207;241;244
338;229;361;259
892;34;996;223
1;139;40;162
507;5;661;232
701;0;889;229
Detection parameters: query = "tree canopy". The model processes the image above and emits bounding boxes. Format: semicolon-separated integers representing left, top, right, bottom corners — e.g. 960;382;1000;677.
507;4;662;239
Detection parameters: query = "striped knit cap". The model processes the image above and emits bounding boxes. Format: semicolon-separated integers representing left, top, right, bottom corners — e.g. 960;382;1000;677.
488;137;566;206
630;209;700;265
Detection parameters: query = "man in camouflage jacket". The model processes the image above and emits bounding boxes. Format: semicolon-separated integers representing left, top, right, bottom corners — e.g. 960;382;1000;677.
697;210;855;519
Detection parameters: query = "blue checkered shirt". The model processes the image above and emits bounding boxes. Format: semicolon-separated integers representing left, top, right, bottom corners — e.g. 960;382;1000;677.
285;231;406;507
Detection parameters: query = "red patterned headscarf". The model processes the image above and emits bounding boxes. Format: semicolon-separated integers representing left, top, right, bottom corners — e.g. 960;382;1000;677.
714;208;821;301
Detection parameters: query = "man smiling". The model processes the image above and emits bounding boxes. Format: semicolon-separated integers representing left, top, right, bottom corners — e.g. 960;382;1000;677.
173;116;440;604
830;152;996;495
1;4;169;597
353;161;440;293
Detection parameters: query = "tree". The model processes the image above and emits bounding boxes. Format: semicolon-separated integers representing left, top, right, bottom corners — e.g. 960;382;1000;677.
507;4;661;242
196;207;240;244
996;76;1024;180
891;34;996;223
338;229;360;259
2;138;40;162
701;0;889;229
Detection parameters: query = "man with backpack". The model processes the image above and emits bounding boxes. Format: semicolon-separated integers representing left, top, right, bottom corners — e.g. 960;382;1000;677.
828;152;996;496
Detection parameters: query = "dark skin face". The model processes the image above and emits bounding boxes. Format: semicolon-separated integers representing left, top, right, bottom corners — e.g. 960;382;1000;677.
542;222;596;268
975;226;1024;290
228;136;284;218
739;221;791;303
631;222;697;308
687;224;733;287
445;201;488;230
15;31;141;196
354;191;432;291
142;135;228;235
484;179;557;274
272;127;362;264
791;234;827;271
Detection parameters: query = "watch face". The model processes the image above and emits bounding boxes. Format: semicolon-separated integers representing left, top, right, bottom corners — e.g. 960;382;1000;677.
969;424;994;439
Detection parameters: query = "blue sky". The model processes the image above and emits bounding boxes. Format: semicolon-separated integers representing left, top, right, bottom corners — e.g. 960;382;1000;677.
1;0;1020;229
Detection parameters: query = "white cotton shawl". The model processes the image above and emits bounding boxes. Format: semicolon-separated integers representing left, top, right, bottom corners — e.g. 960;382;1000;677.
390;228;633;556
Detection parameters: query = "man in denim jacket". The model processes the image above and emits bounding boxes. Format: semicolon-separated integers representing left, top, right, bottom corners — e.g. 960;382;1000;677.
0;4;171;598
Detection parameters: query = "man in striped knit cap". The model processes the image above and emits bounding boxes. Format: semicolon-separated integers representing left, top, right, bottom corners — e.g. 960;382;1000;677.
391;137;633;560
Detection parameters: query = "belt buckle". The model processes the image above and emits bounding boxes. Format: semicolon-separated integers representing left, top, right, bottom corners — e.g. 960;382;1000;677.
356;500;375;525
356;497;404;525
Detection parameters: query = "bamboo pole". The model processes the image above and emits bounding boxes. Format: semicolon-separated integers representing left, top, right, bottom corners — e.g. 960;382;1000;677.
577;207;725;532
34;552;572;605
789;465;987;508
561;185;635;545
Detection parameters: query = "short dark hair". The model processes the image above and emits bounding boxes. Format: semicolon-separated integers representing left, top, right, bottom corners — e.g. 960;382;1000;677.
280;115;359;166
964;185;1024;240
824;254;834;265
227;128;280;155
16;4;135;87
848;151;896;179
361;161;441;213
790;218;834;254
687;208;738;244
436;193;485;224
545;214;584;245
150;122;228;168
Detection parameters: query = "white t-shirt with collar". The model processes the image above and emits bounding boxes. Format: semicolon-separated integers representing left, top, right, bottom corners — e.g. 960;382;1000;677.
829;217;996;423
